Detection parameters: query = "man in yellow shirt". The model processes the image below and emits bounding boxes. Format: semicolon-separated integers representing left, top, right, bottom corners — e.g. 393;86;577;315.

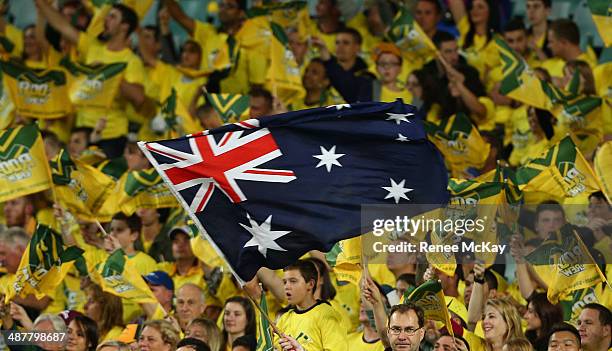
36;0;149;158
543;19;598;78
165;0;267;95
275;259;348;351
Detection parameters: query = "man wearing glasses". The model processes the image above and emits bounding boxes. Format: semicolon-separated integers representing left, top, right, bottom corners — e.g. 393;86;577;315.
385;303;426;351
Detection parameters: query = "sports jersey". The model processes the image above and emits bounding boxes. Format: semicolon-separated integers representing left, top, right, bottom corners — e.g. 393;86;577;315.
127;251;157;275
346;331;385;351
0;23;23;58
276;300;349;351
379;85;413;103
73;32;145;139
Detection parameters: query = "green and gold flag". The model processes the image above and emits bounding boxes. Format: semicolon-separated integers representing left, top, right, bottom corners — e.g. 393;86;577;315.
594;141;612;203
401;280;454;336
0;68;15;130
496;38;562;110
387;5;437;59
586;0;611;47
6;225;84;302
256;291;274;351
266;22;304;105
50;149;115;222
206;93;250;124
552;94;603;157
1;60;71;119
525;224;607;303
89;249;158;304
424;113;490;177
326;236;363;285
61;58;127;109
114;168;178;215
516;136;602;198
0;124;52;202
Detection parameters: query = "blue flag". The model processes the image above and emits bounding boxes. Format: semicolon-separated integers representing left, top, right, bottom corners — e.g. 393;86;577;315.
139;100;449;282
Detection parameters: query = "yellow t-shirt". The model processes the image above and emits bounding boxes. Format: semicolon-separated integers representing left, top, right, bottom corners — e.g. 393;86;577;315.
346;331;385;351
100;325;125;343
75;32;145;139
332;278;361;332
127;251;157;275
192;21;268;94
0;23;23;58
457;16;499;84
379;85;413;104
275;301;349;351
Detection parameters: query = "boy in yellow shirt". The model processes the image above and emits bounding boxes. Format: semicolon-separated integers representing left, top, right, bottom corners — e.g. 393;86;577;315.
276;259;348;351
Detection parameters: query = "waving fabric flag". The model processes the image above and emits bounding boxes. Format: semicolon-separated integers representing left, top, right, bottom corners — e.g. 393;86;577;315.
400;280;454;336
114;168;178;215
140;100;449;282
0;124;52;202
206;93;250;124
386;5;437;59
7;225;83;302
586;0;611;47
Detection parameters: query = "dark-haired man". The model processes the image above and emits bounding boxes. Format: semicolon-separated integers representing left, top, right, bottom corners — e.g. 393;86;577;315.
35;0;148;158
548;323;582;351
276;260;348;351
578;304;611;351
542;18;597;78
386;303;426;351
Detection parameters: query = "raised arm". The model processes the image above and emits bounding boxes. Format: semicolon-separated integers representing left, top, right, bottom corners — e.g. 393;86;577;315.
448;0;467;25
466;263;486;332
164;0;195;36
34;0;79;44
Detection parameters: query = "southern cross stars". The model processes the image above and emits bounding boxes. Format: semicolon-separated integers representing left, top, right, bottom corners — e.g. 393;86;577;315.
396;133;410;142
326;104;351;110
382;178;414;203
386;112;414;125
241;214;289;258
313;145;345;172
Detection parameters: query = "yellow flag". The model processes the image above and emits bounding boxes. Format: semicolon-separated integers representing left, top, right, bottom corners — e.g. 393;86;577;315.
516;136;603;199
0;68;15;129
593;141;612;203
89;249;159;305
50;149;116;222
332;236;363;285
526;224;607;303
401;280;454;336
61;59;127;109
6;225;84;302
1;60;71;119
0;124;52;202
265;22;304;105
114;168;178;215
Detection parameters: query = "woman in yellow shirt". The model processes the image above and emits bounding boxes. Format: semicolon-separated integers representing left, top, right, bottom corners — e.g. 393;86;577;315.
84;284;125;343
372;42;413;103
449;0;502;84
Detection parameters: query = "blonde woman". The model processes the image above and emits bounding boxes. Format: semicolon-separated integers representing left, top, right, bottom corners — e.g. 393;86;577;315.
483;298;525;351
185;318;222;351
503;338;535;351
138;320;181;351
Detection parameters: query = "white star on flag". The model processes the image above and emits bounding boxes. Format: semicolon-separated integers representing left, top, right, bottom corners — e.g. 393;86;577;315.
396;133;410;142
313;145;345;172
382;178;414;203
326;104;351;110
386;112;414;125
241;214;290;258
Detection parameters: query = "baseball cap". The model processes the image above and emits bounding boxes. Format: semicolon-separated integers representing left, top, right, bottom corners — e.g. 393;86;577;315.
371;42;402;63
168;226;192;241
143;270;174;291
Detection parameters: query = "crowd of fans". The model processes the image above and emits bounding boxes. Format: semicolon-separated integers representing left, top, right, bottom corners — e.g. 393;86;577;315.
0;0;609;350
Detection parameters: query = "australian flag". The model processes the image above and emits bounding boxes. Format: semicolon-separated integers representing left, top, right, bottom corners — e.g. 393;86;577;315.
140;100;449;282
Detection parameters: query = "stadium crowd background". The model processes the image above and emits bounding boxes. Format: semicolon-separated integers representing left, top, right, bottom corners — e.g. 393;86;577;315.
0;0;609;351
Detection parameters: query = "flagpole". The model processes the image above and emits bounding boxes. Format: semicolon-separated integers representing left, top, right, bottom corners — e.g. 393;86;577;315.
95;220;109;237
243;286;283;337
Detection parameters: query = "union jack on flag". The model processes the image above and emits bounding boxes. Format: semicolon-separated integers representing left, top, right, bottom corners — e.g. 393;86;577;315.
140;100;449;282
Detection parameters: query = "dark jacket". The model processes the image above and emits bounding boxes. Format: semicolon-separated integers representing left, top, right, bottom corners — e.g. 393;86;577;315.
323;55;376;103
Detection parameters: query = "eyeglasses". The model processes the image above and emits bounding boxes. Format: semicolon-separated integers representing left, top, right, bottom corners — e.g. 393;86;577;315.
388;327;422;335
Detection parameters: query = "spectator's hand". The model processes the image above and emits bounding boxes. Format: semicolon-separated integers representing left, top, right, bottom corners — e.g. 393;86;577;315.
243;277;262;300
103;234;121;253
272;97;288;115
279;334;304;351
454;336;469;351
423;265;435;281
90;118;106;144
473;262;485;282
362;275;382;307
510;234;526;263
586;218;609;238
10;302;33;330
158;6;170;34
310;36;330;61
